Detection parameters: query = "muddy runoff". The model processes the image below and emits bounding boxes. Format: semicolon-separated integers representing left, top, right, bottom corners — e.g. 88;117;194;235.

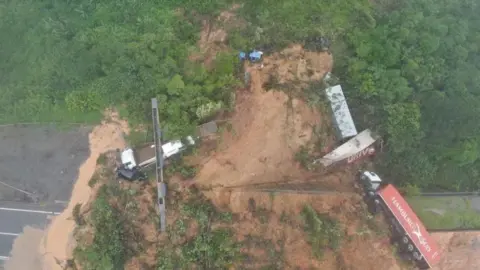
5;112;128;270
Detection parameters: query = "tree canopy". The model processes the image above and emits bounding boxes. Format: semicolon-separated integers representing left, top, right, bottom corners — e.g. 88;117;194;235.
0;0;239;138
2;0;480;191
338;0;480;191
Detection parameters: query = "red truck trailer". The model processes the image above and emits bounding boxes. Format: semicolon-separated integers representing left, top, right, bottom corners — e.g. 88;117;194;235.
360;172;441;269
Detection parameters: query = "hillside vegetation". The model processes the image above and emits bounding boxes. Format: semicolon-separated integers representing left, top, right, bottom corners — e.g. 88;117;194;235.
0;0;240;138
341;0;480;191
6;0;480;268
1;0;479;196
4;0;480;191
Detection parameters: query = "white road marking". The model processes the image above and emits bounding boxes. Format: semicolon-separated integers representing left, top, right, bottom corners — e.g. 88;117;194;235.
0;255;9;261
0;207;61;215
0;232;20;236
54;200;68;204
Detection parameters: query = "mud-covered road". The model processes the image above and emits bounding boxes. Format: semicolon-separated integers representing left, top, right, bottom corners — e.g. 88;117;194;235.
0;124;91;203
0;124;91;265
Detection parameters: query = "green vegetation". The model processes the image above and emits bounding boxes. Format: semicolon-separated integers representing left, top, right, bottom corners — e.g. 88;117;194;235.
96;153;108;166
74;185;130;270
165;156;198;179
5;0;479;191
295;146;313;170
6;0;480;267
408;196;480;230
72;203;85;226
0;0;239;139
301;205;343;259
338;1;480;191
159;194;241;269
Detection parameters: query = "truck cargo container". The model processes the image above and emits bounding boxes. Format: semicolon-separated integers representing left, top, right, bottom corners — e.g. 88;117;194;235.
359;171;441;269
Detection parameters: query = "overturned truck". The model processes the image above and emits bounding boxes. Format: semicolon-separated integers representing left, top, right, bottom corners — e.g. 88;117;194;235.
117;121;218;181
315;129;380;168
359;171;441;269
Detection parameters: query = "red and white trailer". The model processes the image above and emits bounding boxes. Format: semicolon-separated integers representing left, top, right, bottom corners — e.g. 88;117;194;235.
360;172;441;269
378;184;441;268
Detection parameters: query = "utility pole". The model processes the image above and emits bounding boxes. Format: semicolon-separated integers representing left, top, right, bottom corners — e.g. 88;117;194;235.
152;98;167;232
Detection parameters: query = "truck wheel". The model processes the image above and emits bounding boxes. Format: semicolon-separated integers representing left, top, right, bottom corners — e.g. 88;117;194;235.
413;251;423;261
373;199;382;212
402;236;409;244
407;244;414;252
367;191;375;198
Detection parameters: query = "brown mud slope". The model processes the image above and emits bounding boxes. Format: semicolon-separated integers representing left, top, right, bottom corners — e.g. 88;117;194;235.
433;232;480;270
203;189;401;269
41;110;129;270
194;44;332;189
194;45;401;269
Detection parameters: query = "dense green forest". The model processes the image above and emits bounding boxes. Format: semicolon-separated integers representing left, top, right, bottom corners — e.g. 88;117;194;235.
341;0;480;191
0;0;240;137
2;0;480;192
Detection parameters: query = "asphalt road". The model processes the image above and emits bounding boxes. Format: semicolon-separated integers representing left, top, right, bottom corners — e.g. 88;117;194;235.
0;124;91;203
0;124;91;266
0;201;64;264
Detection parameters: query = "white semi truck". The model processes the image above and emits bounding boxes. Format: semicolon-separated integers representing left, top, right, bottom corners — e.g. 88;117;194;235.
359;171;441;269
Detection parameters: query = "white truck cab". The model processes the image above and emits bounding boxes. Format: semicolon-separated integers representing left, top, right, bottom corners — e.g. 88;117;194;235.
120;148;137;170
359;171;383;199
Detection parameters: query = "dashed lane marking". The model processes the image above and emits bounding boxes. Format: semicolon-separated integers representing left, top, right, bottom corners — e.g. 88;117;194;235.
54;200;68;205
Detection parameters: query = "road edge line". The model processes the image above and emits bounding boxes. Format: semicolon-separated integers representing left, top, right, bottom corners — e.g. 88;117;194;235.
0;207;61;215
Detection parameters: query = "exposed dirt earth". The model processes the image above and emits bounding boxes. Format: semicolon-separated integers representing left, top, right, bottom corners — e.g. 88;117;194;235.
432;232;480;270
194;45;332;189
189;45;403;269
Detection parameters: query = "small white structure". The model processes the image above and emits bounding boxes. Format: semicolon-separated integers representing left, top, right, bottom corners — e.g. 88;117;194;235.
318;129;378;167
325;85;358;141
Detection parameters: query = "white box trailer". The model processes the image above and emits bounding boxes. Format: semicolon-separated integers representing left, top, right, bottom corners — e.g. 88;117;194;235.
316;129;379;167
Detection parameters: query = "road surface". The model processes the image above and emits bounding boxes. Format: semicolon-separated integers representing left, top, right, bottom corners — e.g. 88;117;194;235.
0;124;90;267
0;124;91;203
0;201;64;265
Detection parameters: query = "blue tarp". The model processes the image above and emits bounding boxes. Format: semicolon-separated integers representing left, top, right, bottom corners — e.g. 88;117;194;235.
239;50;263;62
249;50;263;61
239;51;246;60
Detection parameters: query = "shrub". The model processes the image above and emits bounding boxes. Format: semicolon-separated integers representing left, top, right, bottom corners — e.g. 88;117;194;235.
301;205;343;259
